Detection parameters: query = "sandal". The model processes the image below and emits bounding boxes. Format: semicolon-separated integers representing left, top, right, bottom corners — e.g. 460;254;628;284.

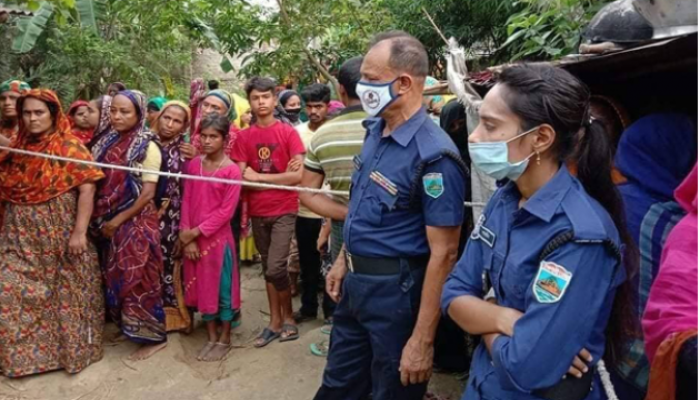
279;324;299;343
254;328;281;348
321;319;333;335
310;340;329;357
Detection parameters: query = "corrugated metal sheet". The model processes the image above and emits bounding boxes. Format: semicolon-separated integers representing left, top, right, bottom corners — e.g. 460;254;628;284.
0;6;32;17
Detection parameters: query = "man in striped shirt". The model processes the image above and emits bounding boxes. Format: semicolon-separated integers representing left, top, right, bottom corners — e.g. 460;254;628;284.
300;56;366;268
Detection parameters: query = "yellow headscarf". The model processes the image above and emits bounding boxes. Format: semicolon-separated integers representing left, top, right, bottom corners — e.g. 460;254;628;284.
151;100;191;136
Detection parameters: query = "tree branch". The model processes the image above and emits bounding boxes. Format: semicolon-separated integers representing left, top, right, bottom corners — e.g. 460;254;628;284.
275;0;340;94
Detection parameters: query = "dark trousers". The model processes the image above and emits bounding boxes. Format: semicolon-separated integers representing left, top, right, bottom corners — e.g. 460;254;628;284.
314;262;428;400
297;217;335;319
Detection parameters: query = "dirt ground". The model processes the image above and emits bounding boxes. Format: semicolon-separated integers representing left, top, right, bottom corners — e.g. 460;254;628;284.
0;263;465;400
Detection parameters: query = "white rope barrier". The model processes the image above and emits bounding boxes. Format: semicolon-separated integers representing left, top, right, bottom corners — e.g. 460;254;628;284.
0;146;486;208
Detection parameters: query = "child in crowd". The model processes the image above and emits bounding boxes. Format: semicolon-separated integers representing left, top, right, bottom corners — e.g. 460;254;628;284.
179;114;242;362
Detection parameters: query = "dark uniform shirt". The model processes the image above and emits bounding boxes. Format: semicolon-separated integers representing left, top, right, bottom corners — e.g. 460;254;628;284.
343;108;467;258
442;166;626;400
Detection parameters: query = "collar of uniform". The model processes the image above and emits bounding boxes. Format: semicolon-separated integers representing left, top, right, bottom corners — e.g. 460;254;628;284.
361;107;428;147
520;165;573;222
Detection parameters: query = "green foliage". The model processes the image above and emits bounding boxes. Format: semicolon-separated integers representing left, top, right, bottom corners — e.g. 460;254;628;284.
11;1;53;53
383;0;519;73
502;0;604;61
75;0;101;33
2;0;198;104
204;0;390;84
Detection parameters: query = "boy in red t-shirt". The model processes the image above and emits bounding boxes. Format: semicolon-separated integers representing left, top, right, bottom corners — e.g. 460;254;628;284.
231;77;306;347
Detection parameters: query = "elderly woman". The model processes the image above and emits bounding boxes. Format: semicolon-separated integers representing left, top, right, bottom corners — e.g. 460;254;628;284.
0;89;105;377
151;100;192;332
91;90;166;361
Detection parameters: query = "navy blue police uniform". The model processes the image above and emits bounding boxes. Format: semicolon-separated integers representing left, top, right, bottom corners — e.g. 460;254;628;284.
442;165;627;400
314;108;468;400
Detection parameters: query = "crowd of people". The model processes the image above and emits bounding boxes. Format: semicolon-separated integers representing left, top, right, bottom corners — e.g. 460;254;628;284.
0;30;696;400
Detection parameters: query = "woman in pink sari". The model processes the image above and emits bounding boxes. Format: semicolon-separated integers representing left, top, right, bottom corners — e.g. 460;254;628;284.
179;114;241;362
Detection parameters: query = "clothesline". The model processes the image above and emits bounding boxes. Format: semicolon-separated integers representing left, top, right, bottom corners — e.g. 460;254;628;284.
0;145;486;208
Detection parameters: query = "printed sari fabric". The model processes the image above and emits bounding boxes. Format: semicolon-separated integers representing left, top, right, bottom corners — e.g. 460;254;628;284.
152;100;192;331
0;90;104;205
91;90;166;344
0;89;104;232
181;158;241;316
0;89;104;377
0;192;104;377
157;135;191;332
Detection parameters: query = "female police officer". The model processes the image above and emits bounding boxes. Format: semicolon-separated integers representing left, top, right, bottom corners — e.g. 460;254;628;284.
442;64;637;400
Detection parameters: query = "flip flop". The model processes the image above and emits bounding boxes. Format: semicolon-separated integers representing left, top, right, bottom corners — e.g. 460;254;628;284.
279;324;299;343
254;328;281;348
321;320;333;335
310;341;329;357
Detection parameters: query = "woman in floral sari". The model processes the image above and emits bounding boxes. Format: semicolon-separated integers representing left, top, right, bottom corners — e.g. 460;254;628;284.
91;90;167;361
151;100;192;332
0;89;105;377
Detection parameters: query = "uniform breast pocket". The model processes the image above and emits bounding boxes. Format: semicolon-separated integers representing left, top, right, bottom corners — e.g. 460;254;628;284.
366;183;398;226
486;251;505;297
499;258;532;304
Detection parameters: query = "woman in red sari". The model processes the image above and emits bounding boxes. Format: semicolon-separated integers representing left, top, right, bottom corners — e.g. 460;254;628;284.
91;90;167;361
67;100;97;144
0;89;105;377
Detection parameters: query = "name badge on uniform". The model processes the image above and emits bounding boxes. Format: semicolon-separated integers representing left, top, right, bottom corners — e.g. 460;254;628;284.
471;215;485;240
478;225;496;248
370;170;398;196
533;261;573;304
423;173;444;199
353;155;362;171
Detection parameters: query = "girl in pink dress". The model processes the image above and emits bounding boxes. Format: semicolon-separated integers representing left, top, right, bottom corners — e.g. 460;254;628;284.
179;114;241;362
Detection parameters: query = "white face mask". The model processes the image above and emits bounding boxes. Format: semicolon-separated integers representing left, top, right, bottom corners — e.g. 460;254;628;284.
356;78;401;117
468;126;538;181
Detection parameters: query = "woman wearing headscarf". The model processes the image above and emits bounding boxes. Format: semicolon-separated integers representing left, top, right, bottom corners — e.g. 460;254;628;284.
183;89;242;160
151;100;192;332
146;96;168;128
611;112;697;399
91;90;167;361
643;164;698;400
86;95;113;148
0;79;31;146
67;100;97;144
275;89;302;126
0;89;105;377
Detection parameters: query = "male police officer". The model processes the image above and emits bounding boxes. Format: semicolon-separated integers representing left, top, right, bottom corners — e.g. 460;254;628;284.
314;31;468;400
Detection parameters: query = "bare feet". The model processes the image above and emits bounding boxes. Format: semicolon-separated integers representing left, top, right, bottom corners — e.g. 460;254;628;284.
201;342;231;362
197;342;216;361
128;342;168;361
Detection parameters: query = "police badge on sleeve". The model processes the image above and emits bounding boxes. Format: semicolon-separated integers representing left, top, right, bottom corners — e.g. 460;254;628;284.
533;261;572;303
423;173;444;199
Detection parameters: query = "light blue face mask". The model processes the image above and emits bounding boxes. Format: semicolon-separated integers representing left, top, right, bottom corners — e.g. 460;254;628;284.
468;126;539;181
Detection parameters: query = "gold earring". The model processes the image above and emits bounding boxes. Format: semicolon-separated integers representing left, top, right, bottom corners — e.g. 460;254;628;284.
536;151;541;166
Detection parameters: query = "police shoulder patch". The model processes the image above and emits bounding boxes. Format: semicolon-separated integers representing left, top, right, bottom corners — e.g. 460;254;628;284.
533;261;572;303
423;173;444;199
